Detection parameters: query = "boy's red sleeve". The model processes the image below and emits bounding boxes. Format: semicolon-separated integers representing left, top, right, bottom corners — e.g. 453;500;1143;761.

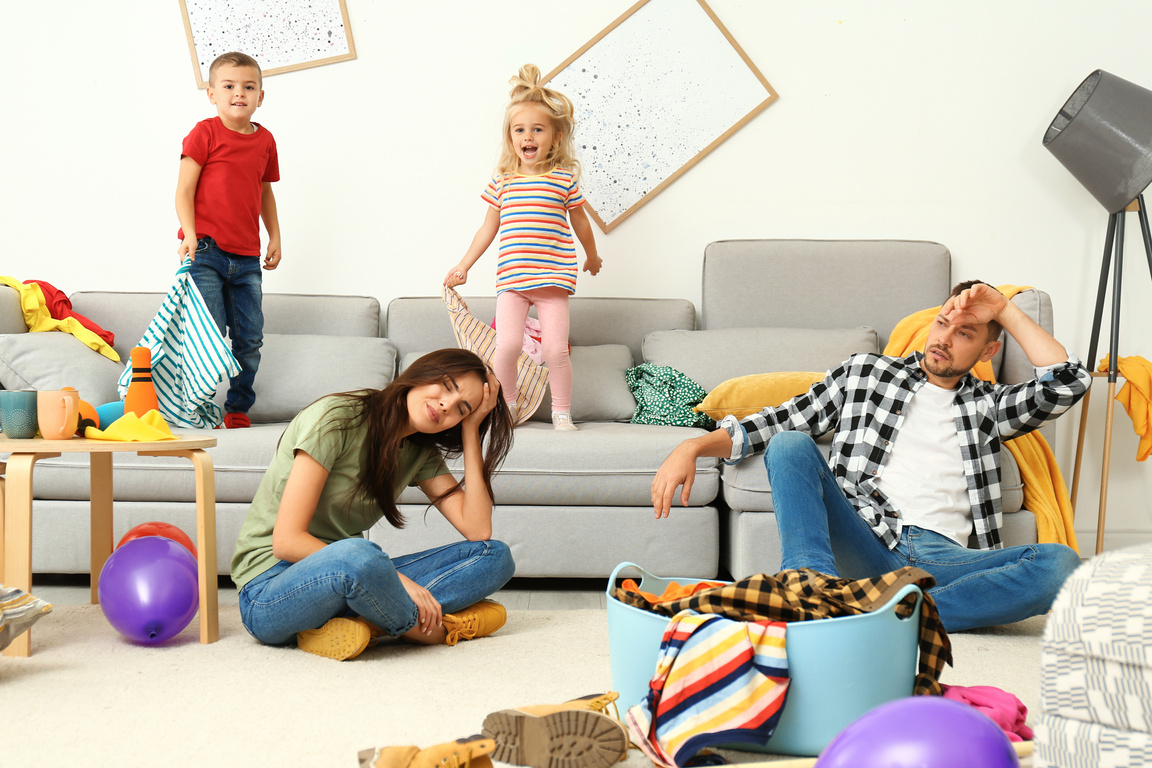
181;121;210;166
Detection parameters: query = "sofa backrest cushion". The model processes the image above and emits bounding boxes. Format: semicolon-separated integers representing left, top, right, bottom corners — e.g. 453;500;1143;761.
643;327;880;392
69;291;382;362
386;296;696;364
0;331;123;405
400;344;637;423
236;334;397;423
529;344;636;422
700;239;951;350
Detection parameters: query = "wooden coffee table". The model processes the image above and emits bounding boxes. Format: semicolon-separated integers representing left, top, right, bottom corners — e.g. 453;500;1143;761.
0;434;218;657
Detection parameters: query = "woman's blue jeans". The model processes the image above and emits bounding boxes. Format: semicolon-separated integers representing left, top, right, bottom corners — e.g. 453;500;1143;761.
238;538;516;645
764;432;1081;632
189;237;263;415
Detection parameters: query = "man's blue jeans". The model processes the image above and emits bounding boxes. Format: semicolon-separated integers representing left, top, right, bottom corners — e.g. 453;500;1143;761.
238;538;516;644
189;237;263;415
764;431;1082;632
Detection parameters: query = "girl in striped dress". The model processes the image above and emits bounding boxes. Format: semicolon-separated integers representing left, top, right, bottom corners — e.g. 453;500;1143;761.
445;64;601;431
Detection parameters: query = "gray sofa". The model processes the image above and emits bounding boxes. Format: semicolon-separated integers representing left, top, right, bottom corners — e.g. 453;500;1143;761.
0;239;1059;583
0;286;721;579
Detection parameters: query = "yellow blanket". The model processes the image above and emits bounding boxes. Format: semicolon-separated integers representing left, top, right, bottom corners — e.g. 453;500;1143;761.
0;276;120;362
884;285;1078;551
1098;355;1152;462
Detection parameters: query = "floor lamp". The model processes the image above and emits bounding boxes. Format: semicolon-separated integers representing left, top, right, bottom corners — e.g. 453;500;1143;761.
1043;69;1152;554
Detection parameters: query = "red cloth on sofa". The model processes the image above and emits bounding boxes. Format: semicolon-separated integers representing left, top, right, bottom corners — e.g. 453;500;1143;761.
25;280;115;346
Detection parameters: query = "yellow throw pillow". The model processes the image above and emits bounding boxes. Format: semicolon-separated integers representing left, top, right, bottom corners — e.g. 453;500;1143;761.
695;371;825;420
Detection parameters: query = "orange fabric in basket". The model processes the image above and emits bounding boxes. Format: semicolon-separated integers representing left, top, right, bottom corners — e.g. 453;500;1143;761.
620;578;726;604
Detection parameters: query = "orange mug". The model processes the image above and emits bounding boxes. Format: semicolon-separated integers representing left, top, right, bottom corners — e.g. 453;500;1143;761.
37;389;80;440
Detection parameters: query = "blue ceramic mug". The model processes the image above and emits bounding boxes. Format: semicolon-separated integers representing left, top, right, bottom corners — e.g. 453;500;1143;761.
0;389;39;439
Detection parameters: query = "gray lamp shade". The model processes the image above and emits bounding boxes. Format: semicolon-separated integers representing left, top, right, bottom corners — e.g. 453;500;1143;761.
1043;70;1152;213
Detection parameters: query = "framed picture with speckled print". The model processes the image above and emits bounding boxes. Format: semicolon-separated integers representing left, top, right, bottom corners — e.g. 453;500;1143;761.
179;0;356;89
544;0;778;232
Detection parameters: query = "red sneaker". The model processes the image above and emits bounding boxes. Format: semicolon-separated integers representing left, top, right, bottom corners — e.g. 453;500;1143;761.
224;412;251;429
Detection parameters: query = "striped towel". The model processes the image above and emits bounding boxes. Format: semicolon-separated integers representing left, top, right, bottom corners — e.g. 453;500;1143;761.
626;611;791;767
117;259;240;428
443;285;548;425
0;585;52;652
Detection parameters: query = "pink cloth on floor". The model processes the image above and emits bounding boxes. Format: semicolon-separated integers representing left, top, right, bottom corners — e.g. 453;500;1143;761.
941;683;1034;742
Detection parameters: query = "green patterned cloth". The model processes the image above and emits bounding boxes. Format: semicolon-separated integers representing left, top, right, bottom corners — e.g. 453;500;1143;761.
625;363;713;428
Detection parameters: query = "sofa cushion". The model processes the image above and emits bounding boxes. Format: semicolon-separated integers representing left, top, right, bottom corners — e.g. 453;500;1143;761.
642;327;879;392
0;331;122;405
530;344;636;423
243;334;397;423
696;371;825;420
398;421;721;507
26;424;284;505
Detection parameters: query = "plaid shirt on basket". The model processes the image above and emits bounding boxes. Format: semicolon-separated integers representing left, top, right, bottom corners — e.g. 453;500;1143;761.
615;567;952;696
720;351;1090;551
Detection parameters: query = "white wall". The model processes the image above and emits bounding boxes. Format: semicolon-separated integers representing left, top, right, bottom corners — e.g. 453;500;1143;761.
2;1;1150;550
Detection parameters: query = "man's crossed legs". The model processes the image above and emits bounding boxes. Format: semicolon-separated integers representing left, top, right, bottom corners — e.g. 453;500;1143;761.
764;431;1081;632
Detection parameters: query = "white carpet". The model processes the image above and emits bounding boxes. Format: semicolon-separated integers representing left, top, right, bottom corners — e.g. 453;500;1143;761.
1;606;1045;768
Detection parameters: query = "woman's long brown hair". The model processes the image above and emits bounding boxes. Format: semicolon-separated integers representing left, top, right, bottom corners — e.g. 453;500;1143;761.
326;348;513;529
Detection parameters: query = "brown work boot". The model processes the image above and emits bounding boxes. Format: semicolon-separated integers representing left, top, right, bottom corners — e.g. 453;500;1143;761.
482;693;628;768
358;736;496;768
442;599;507;646
297;616;374;661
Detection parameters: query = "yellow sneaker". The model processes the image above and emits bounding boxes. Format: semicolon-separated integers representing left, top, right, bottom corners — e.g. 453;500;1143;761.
442;600;507;646
297;616;373;661
482;705;627;768
358;736;496;768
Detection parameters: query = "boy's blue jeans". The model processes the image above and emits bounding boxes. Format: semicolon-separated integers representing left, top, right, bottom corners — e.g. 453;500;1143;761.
237;538;516;644
189;237;263;415
763;431;1082;633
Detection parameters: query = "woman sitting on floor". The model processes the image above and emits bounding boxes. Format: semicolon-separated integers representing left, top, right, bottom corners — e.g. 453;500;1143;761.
230;348;515;660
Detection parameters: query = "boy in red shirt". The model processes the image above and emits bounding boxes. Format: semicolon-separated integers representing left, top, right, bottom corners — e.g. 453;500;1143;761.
175;51;281;429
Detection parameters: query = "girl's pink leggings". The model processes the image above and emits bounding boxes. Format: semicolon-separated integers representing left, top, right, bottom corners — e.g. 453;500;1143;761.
494;287;572;412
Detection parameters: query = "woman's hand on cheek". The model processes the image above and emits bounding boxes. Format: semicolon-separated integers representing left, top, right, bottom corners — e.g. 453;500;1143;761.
463;368;502;430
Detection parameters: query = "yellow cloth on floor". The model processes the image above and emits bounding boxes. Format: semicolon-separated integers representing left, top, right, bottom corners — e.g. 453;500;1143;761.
0;276;120;362
884;285;1078;551
84;410;176;442
1098;355;1152;462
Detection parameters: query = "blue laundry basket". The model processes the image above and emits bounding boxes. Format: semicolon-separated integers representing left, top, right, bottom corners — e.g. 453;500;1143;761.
605;561;923;757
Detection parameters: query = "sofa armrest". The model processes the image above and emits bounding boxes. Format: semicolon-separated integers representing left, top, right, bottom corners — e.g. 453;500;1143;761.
0;285;28;335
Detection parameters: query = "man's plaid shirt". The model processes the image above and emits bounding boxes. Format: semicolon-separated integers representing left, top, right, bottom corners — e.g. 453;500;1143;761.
720;351;1090;550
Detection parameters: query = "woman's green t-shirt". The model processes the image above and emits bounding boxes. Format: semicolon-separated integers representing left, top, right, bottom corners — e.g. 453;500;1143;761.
230;396;450;589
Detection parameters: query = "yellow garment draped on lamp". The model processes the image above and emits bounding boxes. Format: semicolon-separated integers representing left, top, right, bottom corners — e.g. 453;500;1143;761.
0;276;119;362
884;285;1078;551
1098;355;1152;462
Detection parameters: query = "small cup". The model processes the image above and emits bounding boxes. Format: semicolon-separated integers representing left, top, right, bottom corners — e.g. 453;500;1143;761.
37;389;80;440
1;389;40;439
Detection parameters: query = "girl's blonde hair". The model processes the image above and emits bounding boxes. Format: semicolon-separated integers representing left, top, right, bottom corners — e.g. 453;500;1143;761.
495;64;580;179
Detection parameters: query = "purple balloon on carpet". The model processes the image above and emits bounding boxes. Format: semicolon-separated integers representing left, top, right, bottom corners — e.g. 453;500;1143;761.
814;696;1019;768
98;536;199;644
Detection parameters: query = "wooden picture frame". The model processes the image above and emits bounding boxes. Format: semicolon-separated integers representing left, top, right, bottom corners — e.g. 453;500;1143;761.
544;0;778;232
178;0;357;90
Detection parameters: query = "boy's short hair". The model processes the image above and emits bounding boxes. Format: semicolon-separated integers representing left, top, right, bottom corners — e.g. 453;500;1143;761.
208;52;263;88
949;279;1003;341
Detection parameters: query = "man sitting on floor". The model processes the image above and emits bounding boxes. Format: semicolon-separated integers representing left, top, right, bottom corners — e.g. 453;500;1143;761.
651;281;1091;632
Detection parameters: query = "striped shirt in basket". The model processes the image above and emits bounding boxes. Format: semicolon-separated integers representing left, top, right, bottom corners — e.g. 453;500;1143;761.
481;168;585;295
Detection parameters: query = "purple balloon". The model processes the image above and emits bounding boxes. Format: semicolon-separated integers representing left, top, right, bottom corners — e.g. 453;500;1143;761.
815;696;1019;768
98;536;199;644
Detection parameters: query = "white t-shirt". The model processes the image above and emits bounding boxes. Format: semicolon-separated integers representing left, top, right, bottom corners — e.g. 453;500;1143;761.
877;381;972;545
